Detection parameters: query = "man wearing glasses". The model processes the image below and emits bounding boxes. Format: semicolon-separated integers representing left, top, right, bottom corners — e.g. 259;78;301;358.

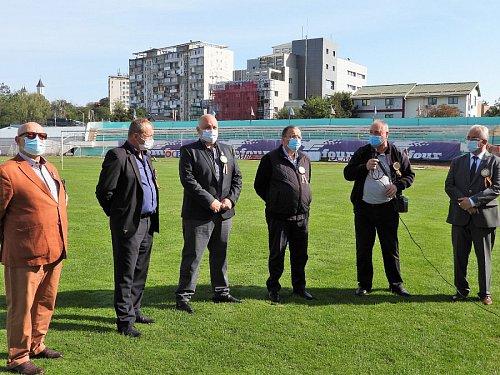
344;120;414;298
0;122;68;374
254;126;313;303
96;118;159;337
445;125;500;305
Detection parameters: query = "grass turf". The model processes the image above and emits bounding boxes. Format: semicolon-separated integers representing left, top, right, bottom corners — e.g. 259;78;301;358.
0;157;498;374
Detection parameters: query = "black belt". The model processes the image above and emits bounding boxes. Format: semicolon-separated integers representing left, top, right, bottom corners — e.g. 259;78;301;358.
140;211;155;219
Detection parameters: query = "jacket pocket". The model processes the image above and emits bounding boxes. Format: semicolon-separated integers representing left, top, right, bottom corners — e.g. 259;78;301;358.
14;224;49;260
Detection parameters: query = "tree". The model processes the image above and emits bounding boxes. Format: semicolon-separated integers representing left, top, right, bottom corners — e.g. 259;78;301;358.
427;104;462;117
327;92;355;118
0;82;11;96
300;96;330;118
484;98;500;117
275;106;302;119
111;101;132;122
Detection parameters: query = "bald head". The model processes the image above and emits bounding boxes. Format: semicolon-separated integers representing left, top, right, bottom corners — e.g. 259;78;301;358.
198;114;218;129
18;122;44;135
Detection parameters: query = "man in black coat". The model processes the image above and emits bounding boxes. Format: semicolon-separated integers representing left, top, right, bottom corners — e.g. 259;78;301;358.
254;126;313;303
344;120;414;298
96;118;159;337
175;114;243;313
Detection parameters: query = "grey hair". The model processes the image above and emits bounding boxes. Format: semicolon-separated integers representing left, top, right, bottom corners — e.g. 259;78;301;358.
469;125;489;140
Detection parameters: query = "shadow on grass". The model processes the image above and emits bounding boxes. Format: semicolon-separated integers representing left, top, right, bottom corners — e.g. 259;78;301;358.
0;284;476;337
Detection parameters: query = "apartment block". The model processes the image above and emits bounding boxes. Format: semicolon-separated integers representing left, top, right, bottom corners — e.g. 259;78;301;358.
129;41;233;121
108;74;130;113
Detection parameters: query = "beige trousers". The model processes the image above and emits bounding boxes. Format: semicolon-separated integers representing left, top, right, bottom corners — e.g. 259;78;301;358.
4;259;62;368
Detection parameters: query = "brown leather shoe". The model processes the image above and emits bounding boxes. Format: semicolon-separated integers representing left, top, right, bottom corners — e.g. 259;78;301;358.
30;348;63;359
9;361;45;374
480;296;493;305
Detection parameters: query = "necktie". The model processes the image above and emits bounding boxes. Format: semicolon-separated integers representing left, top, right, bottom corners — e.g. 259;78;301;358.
470;156;478;181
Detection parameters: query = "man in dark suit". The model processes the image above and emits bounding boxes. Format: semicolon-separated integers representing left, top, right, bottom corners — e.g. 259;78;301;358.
96;118;159;336
175;114;243;313
445;125;500;305
344;120;414;298
254;126;313;303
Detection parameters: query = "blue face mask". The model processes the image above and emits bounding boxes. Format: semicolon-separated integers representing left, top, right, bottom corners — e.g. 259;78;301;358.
288;138;301;152
369;135;383;148
466;140;480;153
23;137;46;156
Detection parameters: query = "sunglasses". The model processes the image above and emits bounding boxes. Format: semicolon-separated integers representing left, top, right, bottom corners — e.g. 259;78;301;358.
19;132;48;140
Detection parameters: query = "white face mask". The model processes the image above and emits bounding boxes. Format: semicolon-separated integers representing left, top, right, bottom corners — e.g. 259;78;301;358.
201;129;218;143
139;138;154;151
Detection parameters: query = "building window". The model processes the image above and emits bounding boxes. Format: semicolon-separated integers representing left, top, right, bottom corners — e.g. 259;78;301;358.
326;64;329;69
358;73;366;79
289;78;293;84
448;96;458;104
362;99;370;106
428;97;438;105
347;70;356;77
328;80;334;90
326;48;329;54
385;114;394;118
274;91;279;96
332;66;335;71
385;98;394;106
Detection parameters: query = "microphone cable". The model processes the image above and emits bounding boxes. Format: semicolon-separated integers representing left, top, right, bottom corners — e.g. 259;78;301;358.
368;155;499;318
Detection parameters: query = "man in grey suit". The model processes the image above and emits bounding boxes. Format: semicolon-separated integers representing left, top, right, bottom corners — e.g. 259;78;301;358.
175;114;243;313
445;125;500;305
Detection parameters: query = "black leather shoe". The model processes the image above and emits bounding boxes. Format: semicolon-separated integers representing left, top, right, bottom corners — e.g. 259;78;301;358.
355;287;368;296
9;361;45;374
135;315;155;324
391;286;411;297
176;301;194;313
212;294;242;303
452;293;468;302
30;348;64;359
269;291;280;303
293;289;313;300
118;325;142;337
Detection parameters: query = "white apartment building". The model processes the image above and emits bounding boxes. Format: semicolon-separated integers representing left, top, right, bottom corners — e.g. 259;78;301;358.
108;74;130;113
352;82;481;118
129;41;233;121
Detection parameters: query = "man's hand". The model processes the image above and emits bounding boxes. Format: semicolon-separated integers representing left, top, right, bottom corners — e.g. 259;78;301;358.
220;198;233;211
384;184;397;198
458;197;472;210
209;199;222;213
467;207;479;215
366;158;379;171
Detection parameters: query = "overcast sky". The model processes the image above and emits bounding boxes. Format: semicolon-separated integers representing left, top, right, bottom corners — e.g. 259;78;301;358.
1;0;498;106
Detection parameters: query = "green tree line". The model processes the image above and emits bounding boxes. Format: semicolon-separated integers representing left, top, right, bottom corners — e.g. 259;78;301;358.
275;92;357;119
0;83;145;127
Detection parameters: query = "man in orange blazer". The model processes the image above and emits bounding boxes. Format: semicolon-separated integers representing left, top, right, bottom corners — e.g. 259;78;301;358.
0;122;68;375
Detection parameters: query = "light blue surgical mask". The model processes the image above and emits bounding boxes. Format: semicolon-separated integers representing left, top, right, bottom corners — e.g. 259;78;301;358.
201;129;218;143
288;138;301;152
466;140;480;153
23;137;46;156
369;135;383;148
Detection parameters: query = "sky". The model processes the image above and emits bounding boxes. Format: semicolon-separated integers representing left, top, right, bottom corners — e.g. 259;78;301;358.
1;0;499;106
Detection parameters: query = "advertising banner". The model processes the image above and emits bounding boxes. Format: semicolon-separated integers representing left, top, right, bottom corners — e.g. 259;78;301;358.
151;139;461;162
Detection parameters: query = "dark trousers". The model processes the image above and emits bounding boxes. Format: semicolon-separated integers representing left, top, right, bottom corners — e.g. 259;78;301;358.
354;201;403;291
266;215;309;293
176;216;232;303
452;222;495;298
111;216;153;329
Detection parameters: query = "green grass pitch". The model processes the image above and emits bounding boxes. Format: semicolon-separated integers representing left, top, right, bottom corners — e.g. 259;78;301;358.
0;157;498;374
